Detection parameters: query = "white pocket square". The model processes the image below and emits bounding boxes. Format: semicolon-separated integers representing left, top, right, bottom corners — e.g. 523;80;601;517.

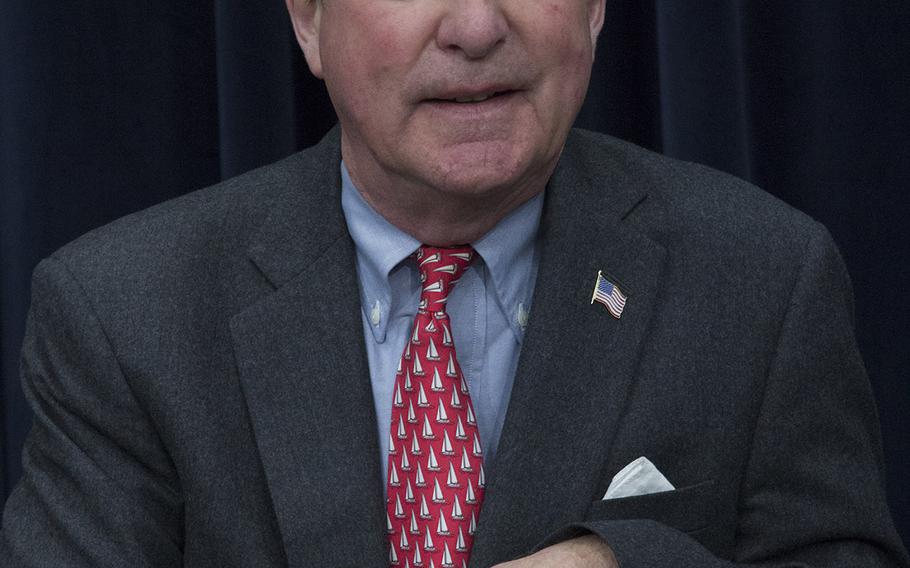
603;457;675;500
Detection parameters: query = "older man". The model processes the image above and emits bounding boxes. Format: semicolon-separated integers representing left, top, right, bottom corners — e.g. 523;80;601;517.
2;0;908;566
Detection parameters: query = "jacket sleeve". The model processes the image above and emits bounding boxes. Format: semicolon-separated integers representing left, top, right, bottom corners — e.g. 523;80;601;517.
536;225;909;567
0;257;184;567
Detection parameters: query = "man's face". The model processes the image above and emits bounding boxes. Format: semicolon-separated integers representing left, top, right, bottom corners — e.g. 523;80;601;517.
291;0;604;205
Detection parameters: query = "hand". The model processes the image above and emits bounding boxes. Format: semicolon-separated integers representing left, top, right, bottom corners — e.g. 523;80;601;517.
491;535;619;568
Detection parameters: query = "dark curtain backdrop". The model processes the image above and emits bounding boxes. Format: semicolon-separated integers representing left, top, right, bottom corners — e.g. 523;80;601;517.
2;0;908;547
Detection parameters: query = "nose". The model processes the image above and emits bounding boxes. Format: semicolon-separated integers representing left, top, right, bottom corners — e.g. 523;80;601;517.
436;0;509;59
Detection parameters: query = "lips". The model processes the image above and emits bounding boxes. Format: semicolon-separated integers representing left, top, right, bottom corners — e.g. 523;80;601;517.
418;86;524;122
444;90;511;103
419;91;522;124
453;92;498;103
421;84;520;105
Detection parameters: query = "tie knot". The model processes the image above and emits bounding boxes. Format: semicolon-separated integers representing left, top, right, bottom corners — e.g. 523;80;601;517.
417;245;474;313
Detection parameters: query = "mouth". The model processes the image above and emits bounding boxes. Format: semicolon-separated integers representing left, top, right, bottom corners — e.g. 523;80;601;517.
425;89;518;104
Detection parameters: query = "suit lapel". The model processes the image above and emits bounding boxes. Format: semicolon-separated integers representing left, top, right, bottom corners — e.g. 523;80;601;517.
230;130;388;567
227;129;668;567
469;136;668;566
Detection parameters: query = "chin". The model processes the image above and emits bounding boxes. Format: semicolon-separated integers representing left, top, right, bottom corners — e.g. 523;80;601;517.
423;142;533;195
426;165;529;200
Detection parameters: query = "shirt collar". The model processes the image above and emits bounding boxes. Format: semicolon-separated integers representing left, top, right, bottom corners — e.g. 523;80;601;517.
341;161;542;343
341;163;419;343
472;191;543;341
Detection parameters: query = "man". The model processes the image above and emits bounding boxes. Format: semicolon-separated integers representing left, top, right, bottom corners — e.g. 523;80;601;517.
1;0;907;566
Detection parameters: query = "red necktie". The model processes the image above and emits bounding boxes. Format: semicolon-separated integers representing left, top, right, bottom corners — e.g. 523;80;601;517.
386;246;486;568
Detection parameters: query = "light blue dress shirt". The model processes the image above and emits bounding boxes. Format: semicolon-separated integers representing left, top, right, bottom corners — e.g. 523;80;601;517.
340;163;543;488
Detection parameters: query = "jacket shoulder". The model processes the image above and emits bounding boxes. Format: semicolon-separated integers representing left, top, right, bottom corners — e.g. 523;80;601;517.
565;128;825;253
47;133;339;289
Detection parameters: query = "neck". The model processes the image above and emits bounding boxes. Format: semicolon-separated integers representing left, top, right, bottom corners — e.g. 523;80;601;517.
356;183;543;246
342;146;556;247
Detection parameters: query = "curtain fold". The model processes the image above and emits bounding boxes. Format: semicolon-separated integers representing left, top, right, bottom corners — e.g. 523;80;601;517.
2;0;907;545
653;0;753;178
214;0;300;179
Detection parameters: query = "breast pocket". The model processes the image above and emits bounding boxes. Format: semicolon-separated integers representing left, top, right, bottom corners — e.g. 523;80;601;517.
585;479;717;534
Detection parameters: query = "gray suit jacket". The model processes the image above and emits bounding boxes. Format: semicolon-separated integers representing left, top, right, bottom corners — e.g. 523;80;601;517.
2;128;907;567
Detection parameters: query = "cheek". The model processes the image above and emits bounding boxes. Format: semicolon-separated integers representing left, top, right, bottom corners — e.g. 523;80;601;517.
324;18;424;116
364;21;405;64
537;33;593;109
321;10;393;83
518;3;594;77
322;42;393;120
341;6;430;75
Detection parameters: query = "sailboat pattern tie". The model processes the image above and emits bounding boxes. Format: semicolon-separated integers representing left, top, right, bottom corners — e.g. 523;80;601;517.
386;245;485;568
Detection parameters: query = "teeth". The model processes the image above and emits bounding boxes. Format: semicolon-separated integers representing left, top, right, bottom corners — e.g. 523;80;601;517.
453;93;494;103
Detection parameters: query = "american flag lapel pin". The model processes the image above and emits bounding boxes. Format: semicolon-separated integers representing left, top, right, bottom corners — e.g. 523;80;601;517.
591;270;627;319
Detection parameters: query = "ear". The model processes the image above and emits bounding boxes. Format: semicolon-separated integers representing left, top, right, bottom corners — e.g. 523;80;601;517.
286;0;325;79
587;0;606;58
